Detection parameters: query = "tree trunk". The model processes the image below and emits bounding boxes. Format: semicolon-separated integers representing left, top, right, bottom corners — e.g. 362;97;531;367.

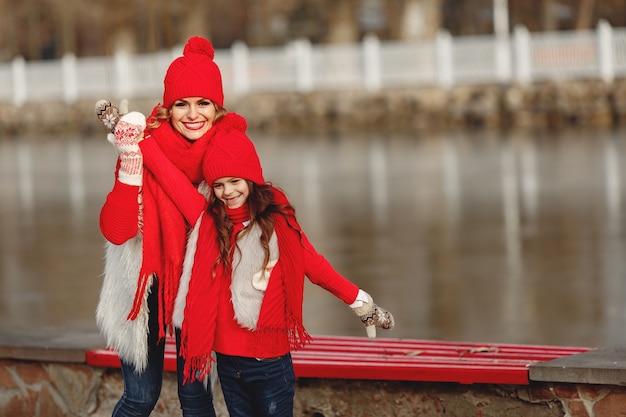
26;0;40;59
542;0;558;31
575;0;595;30
325;0;360;43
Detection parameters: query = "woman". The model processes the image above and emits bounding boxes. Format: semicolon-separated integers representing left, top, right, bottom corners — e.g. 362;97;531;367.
110;109;395;417
97;36;237;417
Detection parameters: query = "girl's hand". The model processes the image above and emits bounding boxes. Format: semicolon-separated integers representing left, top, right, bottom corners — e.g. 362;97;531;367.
351;290;395;339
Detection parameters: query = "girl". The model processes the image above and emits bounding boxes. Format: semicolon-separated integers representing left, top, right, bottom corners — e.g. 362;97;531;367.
111;110;395;417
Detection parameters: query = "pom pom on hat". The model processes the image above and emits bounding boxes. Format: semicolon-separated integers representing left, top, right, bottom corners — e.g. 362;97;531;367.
163;36;224;108
184;36;215;58
203;127;264;187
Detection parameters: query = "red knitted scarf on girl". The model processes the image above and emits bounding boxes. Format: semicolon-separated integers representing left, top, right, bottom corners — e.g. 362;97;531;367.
128;105;213;340
180;187;312;383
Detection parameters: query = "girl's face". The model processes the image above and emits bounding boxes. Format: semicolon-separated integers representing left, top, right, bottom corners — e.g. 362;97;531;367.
212;177;250;209
170;97;217;140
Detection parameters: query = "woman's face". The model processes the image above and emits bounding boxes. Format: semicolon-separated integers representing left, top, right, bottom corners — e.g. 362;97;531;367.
212;177;250;209
170;97;217;140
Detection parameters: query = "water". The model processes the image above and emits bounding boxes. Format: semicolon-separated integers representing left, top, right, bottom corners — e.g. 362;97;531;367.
1;127;626;349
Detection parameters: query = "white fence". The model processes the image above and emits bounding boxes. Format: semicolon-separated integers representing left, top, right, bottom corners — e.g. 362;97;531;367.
2;20;626;106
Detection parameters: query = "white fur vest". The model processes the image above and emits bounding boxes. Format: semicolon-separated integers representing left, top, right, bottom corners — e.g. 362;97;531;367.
96;235;153;372
173;217;279;331
96;182;211;372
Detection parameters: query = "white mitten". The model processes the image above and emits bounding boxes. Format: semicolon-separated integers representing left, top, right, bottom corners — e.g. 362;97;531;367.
113;111;146;186
350;289;395;339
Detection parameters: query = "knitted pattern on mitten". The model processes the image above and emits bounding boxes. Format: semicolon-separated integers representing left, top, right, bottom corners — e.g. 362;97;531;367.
352;290;395;339
113;112;146;186
94;99;121;133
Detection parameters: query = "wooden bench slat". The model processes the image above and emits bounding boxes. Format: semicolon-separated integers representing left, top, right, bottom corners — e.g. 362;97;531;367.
293;351;552;366
85;335;592;385
294;343;585;357
306;336;589;354
292;359;533;384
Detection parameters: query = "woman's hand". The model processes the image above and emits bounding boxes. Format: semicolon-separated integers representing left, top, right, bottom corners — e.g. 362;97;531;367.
113;111;146;186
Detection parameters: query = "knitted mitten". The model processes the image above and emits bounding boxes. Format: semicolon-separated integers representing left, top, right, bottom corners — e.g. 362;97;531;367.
351;289;395;339
113;111;146;186
94;99;121;133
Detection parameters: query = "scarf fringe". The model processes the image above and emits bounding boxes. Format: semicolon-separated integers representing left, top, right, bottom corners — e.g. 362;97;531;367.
158;261;181;339
127;272;151;320
183;352;215;384
289;324;313;350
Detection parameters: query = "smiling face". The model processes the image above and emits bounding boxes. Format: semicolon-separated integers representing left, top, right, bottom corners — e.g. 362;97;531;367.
170;97;217;140
212;177;250;209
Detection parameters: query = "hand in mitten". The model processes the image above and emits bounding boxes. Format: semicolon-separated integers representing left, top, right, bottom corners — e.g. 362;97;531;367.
95;98;132;143
94;99;121;133
350;289;395;339
94;99;121;147
113;111;146;186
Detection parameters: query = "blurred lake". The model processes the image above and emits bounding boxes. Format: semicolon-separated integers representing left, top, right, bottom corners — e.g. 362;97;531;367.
2;127;626;349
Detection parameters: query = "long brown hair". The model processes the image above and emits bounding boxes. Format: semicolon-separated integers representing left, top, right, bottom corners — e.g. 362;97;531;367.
209;182;293;274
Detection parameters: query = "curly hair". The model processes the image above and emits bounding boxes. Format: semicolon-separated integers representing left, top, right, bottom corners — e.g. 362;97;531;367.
209;182;293;275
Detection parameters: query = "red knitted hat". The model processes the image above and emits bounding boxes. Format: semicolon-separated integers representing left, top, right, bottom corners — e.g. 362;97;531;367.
162;36;224;108
203;128;265;186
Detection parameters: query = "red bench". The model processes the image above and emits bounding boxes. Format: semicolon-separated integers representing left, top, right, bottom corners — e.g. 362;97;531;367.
85;335;591;385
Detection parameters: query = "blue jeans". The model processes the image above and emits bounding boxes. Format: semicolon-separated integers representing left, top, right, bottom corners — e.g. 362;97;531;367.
216;352;295;417
112;287;216;417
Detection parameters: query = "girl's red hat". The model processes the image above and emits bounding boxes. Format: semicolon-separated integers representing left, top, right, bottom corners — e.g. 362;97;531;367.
203;120;265;186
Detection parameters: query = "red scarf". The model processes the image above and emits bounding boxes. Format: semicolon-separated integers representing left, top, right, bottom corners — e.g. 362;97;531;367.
127;106;221;339
180;187;311;383
226;205;250;244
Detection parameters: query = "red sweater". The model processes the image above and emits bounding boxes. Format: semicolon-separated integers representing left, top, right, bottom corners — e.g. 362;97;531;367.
214;230;359;358
99;159;141;244
139;137;360;358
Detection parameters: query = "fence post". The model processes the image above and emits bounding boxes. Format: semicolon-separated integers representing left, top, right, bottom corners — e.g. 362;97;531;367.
363;33;381;92
436;30;453;89
12;56;26;106
113;49;132;100
493;0;511;83
597;19;614;83
495;36;512;83
513;25;531;85
61;53;78;104
232;41;249;95
294;38;313;92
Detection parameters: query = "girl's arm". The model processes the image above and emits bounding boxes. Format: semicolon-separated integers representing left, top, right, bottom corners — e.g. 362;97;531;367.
302;230;395;338
99;159;140;245
139;135;207;225
301;231;360;304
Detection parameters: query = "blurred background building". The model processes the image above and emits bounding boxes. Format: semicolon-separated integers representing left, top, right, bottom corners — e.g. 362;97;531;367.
0;0;621;62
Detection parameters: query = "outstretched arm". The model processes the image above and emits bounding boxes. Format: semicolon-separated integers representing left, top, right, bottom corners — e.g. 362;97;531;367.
302;231;360;303
302;231;394;338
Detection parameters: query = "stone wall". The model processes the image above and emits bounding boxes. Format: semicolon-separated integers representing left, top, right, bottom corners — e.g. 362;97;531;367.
1;79;625;138
1;328;624;417
2;357;626;417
